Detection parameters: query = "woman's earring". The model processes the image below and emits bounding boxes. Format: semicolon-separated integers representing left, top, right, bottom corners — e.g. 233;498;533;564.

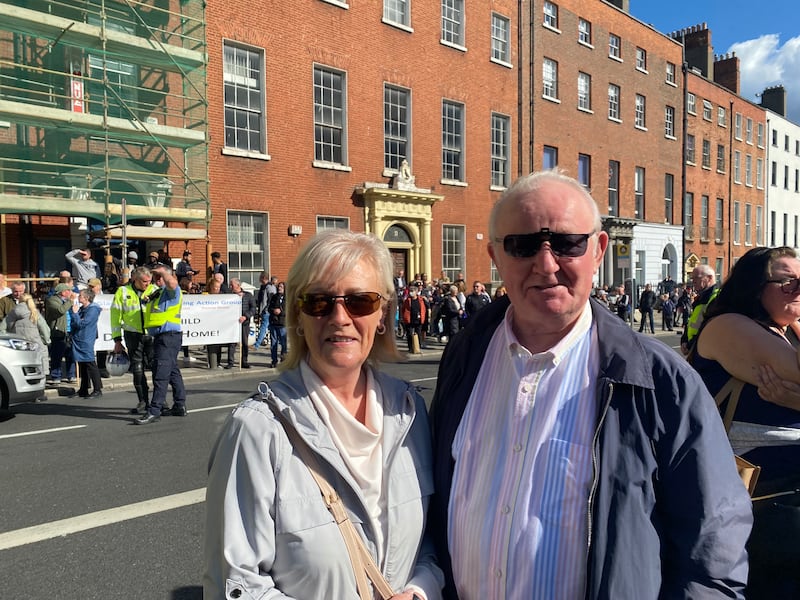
376;323;386;335
296;326;305;337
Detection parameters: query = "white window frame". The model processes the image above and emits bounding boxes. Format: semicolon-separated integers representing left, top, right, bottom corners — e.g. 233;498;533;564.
686;134;696;164
702;100;712;121
490;13;511;65
543;58;559;100
735;113;743;140
441;224;465;282
635;47;647;72
226;210;268;288
718;106;726;127
441;0;465;48
665;106;675;138
543;1;559;30
316;215;350;231
733;150;741;183
702;138;711;169
313;65;348;168
717;143;725;172
578;18;592;46
666;61;676;85
634;94;646;129
608;33;621;60
757;157;764;188
383;84;410;173
442;99;465;182
578;72;591;111
223;41;267;157
490;113;510;189
687;92;696;115
608;83;620;121
383;0;410;28
745;154;753;186
746;118;753;144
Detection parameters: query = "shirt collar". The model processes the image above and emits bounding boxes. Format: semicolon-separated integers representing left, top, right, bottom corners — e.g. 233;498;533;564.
502;301;593;365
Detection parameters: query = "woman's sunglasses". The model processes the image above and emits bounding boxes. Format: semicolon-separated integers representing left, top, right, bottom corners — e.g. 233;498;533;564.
497;228;593;258
766;277;800;294
298;292;383;317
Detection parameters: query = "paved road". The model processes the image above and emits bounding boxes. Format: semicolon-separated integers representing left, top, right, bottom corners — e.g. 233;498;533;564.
0;347;442;599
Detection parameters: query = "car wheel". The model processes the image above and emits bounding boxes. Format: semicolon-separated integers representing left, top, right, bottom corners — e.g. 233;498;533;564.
0;377;9;411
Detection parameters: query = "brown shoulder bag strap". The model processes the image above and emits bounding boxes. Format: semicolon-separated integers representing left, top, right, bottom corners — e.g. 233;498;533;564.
262;390;395;600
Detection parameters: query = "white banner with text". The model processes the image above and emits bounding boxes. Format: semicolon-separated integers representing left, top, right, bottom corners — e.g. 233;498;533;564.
93;294;243;351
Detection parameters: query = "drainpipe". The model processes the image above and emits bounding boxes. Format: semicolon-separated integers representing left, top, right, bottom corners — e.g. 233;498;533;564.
529;0;535;173
517;0;523;178
728;99;734;272
680;59;688;282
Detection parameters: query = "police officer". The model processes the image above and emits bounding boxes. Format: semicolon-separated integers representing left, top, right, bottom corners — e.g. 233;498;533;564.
135;264;187;424
110;266;159;414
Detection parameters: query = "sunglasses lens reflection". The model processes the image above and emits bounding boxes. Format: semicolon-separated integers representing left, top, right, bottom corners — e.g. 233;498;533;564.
299;292;382;317
503;232;589;258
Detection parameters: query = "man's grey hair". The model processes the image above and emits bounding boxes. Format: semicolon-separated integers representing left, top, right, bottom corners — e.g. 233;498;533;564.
489;168;602;240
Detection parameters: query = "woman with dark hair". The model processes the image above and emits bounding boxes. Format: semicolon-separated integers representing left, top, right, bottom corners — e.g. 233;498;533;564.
689;246;800;597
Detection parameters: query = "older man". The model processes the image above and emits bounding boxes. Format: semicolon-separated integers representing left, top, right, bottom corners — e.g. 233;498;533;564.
680;263;719;355
45;282;77;384
428;170;752;599
226;278;255;369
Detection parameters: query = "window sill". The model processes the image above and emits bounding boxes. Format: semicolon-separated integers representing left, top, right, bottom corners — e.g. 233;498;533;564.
320;0;349;8
636;67;648;75
578;106;593;114
490;185;507;192
312;160;352;172
666;80;678;88
382;18;413;33
665;134;677;141
578;41;594;50
440;40;467;53
543;95;561;104
222;147;271;161
441;178;468;188
608;116;622;124
543;24;561;35
634;125;648;132
490;57;513;69
609;55;623;63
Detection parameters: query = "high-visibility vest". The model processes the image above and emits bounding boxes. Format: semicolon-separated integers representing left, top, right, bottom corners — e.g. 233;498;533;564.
686;287;720;343
110;282;161;339
144;287;183;330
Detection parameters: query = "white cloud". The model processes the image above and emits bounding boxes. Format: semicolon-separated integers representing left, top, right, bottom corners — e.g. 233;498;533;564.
728;34;800;123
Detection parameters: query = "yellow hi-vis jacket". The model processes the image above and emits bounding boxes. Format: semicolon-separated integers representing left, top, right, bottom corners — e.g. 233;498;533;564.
110;282;161;340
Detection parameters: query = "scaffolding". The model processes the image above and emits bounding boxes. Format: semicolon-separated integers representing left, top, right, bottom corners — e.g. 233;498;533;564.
0;0;209;259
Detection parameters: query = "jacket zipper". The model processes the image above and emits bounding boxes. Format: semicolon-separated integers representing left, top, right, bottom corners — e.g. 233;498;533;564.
585;380;614;599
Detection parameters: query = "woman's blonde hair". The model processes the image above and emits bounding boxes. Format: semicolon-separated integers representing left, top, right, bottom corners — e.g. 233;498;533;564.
20;293;40;323
282;229;402;370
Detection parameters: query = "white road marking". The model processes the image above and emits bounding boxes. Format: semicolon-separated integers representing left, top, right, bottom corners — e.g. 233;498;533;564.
0;487;207;551
0;425;87;441
409;377;437;383
186;403;239;413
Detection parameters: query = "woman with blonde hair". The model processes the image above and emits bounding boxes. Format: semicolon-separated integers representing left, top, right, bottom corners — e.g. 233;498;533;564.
205;229;442;599
0;293;51;374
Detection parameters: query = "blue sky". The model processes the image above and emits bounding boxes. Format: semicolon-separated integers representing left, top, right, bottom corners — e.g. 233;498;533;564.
631;0;800;123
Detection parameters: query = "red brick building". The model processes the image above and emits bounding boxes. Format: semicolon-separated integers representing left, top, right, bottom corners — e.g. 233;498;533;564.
206;0;519;287
522;0;684;288
679;24;767;281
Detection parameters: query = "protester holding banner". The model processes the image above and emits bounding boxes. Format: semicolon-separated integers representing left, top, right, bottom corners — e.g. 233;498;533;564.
204;229;442;599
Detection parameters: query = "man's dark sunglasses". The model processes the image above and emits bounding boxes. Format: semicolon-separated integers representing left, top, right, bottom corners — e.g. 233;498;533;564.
766;277;800;294
298;292;383;317
498;228;594;258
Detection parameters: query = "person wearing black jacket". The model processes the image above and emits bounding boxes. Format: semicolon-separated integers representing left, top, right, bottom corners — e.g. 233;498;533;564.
267;282;286;368
637;283;657;333
227;278;256;369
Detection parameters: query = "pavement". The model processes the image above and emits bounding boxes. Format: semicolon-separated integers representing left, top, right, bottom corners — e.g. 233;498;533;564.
42;338;447;399
41;324;683;399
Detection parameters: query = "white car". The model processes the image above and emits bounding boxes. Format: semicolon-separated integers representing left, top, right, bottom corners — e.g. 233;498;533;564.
0;333;46;412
